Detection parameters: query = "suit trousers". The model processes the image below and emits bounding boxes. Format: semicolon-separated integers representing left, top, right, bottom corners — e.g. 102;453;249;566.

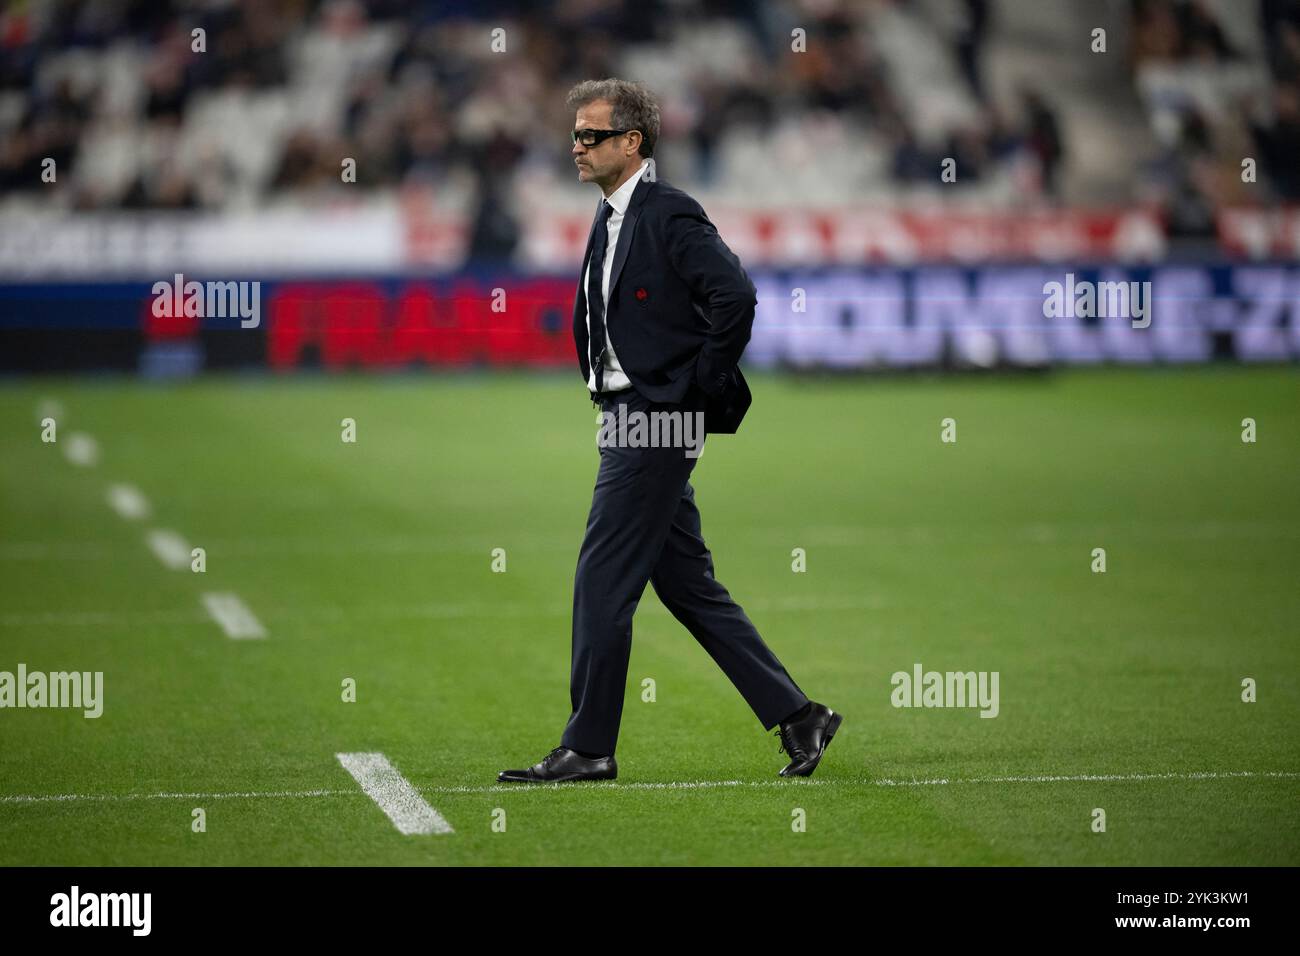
560;385;809;756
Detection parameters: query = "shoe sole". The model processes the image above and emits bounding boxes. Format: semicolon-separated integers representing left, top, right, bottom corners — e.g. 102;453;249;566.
825;710;843;746
781;710;843;778
497;773;617;784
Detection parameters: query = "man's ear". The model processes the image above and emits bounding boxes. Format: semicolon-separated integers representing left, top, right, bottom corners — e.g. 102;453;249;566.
625;131;643;157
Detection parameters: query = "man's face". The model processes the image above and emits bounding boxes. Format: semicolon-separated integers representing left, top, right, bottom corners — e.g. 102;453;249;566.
572;100;638;190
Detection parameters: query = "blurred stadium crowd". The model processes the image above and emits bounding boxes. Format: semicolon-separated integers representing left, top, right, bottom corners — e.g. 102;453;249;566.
0;0;1294;243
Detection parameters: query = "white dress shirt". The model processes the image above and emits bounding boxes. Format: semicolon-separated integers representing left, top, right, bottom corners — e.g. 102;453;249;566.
585;159;650;393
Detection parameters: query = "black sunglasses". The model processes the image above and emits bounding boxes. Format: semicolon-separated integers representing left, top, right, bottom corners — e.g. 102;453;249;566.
572;128;631;147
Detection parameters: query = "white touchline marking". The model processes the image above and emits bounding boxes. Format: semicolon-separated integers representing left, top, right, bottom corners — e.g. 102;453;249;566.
201;593;266;639
8;523;1297;562
2;770;1296;805
435;769;1300;794
1;789;355;805
146;529;191;570
105;484;151;520
63;432;99;467
867;770;1300;787
336;752;454;835
0;595;886;627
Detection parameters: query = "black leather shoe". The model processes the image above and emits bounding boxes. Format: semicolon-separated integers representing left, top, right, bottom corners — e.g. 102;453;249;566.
774;701;843;777
497;746;617;783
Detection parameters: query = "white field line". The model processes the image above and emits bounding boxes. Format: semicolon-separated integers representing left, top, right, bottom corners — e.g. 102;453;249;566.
110;520;1300;552
335;752;454;835
0;788;355;805
422;769;1300;794
3;770;1296;806
0;594;885;628
7;519;1297;563
200;592;266;639
146;529;191;570
63;433;99;467
106;484;151;520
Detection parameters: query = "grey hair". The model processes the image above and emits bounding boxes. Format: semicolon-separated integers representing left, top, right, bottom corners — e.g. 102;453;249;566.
565;78;660;158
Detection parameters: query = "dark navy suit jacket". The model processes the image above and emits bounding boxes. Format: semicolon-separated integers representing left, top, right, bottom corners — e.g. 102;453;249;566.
572;170;755;433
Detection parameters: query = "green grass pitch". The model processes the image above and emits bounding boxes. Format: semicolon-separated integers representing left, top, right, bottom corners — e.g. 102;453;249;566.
1;366;1297;865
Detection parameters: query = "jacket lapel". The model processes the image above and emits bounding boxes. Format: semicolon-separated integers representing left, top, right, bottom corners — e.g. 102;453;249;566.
573;197;604;352
607;173;653;304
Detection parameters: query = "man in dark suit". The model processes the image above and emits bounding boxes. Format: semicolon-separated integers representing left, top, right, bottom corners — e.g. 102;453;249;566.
498;79;842;784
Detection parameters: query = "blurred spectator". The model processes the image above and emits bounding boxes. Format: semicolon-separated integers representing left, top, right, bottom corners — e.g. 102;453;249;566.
0;0;1290;230
1131;0;1237;65
953;0;990;102
1250;82;1300;199
1020;89;1063;199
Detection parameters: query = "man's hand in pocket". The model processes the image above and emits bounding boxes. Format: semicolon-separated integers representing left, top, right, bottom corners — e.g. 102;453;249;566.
694;354;731;398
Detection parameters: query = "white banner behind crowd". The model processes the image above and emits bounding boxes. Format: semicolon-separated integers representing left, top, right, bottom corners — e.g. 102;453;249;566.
0;208;408;278
0;205;1185;279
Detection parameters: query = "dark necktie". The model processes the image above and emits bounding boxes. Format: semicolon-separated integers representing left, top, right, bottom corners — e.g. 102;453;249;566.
587;201;616;393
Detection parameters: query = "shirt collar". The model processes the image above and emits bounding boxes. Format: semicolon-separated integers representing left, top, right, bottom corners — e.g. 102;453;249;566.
604;159;649;216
